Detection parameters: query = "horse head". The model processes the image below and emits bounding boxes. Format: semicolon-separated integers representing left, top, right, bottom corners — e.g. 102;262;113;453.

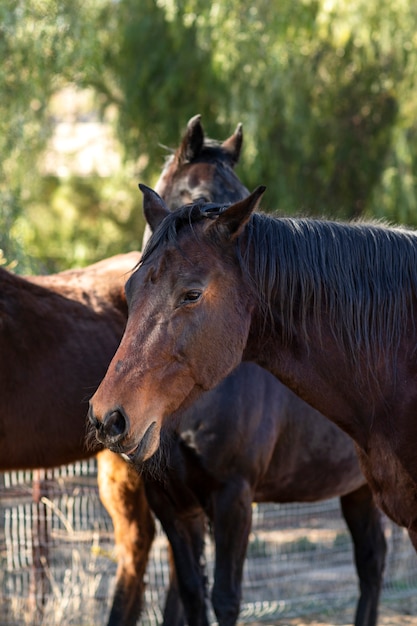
89;185;265;464
142;114;249;247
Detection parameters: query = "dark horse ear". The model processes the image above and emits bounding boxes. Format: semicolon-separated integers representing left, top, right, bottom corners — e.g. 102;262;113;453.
209;186;266;241
221;123;243;166
178;114;204;164
139;184;170;232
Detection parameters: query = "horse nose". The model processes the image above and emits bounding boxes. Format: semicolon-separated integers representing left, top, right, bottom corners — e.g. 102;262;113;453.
88;404;129;445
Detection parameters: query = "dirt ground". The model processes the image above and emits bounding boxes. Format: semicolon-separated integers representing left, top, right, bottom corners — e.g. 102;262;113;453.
245;597;417;626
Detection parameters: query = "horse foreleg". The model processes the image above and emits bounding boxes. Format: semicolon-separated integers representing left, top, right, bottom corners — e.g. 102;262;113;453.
211;479;253;626
162;545;186;626
340;484;387;626
407;527;417;551
145;479;208;626
96;450;156;626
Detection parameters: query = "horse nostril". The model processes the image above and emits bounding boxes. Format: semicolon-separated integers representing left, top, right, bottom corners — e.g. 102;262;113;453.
102;408;129;443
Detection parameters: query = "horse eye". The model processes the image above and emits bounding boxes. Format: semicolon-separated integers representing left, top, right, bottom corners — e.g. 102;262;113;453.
182;290;202;305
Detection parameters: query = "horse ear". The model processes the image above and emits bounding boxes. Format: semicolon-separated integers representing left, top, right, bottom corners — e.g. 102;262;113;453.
178;114;204;163
221;123;243;166
139;184;170;232
210;186;266;240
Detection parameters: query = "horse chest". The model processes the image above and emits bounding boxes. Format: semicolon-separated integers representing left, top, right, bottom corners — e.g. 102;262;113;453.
356;435;417;530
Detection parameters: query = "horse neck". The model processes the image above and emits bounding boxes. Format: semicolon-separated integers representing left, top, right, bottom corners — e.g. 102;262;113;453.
243;306;374;450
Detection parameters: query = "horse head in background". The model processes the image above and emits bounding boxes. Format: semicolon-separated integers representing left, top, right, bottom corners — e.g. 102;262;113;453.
142;114;249;246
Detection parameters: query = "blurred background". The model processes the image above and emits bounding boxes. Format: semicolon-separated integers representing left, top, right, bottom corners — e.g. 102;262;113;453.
2;2;417;623
2;0;417;273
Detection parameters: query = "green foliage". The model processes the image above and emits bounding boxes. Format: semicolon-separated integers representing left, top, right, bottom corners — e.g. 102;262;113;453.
16;174;145;273
2;0;417;272
0;0;104;269
164;0;415;218
99;0;222;170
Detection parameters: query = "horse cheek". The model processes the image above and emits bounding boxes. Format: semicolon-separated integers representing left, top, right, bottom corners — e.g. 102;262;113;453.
197;310;250;391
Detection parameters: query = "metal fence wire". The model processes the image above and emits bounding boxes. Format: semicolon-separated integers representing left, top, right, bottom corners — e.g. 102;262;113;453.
0;460;416;626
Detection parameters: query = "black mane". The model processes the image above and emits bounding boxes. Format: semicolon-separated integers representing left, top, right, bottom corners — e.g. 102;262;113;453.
244;214;417;366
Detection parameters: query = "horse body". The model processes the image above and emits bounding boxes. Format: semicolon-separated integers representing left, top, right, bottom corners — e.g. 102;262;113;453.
0;252;157;626
1;253;137;469
179;362;365;503
247;332;417;530
145;362;386;626
89;186;417;546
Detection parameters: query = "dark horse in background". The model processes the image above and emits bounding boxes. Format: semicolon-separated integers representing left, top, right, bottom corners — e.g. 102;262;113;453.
145;362;386;626
0;252;155;626
142;113;249;247
89;185;417;556
0;116;248;625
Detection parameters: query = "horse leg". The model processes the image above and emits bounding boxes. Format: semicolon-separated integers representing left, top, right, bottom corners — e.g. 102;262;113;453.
211;479;253;626
340;484;387;626
162;546;186;626
96;450;156;626
407;527;417;552
145;480;209;626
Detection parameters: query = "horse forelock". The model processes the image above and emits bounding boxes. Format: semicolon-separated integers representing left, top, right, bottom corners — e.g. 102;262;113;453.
238;213;417;373
140;202;231;265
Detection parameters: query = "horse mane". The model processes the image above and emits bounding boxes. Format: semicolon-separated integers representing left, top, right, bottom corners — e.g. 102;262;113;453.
244;214;417;363
141;206;417;372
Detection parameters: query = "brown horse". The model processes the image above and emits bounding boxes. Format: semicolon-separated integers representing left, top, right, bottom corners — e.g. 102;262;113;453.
144;362;386;626
89;186;417;553
0;253;155;626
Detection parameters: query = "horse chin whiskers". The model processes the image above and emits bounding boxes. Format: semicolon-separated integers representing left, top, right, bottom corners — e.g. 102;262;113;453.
139;428;176;483
85;422;103;453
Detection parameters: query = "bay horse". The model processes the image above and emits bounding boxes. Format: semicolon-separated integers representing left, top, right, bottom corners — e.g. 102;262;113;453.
144;362;386;626
0;253;155;626
89;185;417;553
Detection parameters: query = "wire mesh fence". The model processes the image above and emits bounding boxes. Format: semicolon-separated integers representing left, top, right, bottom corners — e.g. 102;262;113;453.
0;460;416;626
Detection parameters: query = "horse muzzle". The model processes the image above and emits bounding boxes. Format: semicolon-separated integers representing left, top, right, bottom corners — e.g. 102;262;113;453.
88;404;159;464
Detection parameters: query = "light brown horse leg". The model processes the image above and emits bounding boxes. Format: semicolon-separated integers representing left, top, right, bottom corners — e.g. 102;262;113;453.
96;450;155;626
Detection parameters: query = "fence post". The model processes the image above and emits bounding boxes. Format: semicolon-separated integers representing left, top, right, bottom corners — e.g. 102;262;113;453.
29;468;51;623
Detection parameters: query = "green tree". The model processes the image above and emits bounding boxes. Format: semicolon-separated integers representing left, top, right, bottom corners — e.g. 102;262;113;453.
2;0;417;272
0;0;104;269
166;0;415;218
